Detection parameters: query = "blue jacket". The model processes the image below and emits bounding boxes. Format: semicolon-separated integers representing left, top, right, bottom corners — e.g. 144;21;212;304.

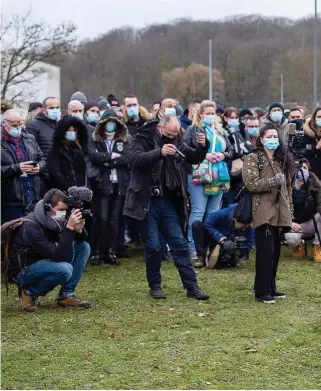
204;204;255;252
180;115;192;130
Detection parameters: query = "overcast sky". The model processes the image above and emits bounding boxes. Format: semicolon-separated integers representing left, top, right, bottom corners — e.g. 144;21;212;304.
2;0;319;40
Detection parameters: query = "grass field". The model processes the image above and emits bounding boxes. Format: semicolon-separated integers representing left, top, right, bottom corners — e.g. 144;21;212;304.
1;247;321;390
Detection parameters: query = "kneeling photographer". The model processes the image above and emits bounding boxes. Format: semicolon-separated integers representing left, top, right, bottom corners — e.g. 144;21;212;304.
192;203;254;269
7;188;91;311
284;159;321;262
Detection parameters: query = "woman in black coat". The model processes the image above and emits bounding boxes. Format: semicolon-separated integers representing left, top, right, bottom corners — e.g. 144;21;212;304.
88;109;130;266
48;116;88;191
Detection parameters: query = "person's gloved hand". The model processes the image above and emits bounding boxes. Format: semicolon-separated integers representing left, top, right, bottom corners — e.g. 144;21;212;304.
222;240;236;252
274;173;285;187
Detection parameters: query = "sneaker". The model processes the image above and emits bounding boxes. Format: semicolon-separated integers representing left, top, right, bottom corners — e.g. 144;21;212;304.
255;295;276;304
187;286;209;300
20;289;40;312
104;249;121;266
91;254;101;266
313;244;321;262
271;291;286;299
207;245;220;269
188;250;198;260
150;288;166;299
292;241;303;258
194;256;206;268
58;295;92;308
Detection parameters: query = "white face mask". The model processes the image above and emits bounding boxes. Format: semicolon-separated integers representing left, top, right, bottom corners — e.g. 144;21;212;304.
52;210;66;222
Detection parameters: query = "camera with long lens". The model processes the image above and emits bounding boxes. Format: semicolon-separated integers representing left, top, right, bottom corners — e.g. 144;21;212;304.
66;186;93;220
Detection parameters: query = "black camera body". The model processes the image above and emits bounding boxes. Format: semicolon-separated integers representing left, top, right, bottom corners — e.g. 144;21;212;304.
219;234;249;267
65;196;93;221
288;122;307;168
173;148;186;162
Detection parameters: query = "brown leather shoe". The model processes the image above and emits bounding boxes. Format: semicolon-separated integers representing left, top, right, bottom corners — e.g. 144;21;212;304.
21;289;40;312
57;295;92;308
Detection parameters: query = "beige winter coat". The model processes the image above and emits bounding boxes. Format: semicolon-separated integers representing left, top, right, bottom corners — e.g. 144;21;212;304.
242;148;292;229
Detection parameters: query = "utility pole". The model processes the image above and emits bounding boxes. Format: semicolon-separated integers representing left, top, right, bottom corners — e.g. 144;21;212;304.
280;74;284;104
313;0;319;108
209;39;213;101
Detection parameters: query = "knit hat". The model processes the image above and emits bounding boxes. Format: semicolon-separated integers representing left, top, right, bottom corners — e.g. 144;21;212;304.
268;102;284;113
107;94;120;108
96;97;109;109
84;101;99;113
28;102;43;113
216;104;225;113
71;91;88;103
100;108;118;121
239;108;253;118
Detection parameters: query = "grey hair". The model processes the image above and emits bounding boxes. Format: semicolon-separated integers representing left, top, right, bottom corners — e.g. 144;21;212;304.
159;114;179;128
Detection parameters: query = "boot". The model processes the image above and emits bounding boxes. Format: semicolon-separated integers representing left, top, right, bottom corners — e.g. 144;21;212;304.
292;241;303;258
58;295;92;308
20;289;39;312
104;248;121;266
91;249;101;266
194;255;206;268
187;286;209;300
313;244;321;262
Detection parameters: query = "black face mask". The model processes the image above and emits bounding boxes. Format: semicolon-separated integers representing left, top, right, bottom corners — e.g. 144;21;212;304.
161;134;175;144
289;119;303;130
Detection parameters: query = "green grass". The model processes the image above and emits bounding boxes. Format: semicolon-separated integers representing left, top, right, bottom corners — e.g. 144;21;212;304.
1;247;321;390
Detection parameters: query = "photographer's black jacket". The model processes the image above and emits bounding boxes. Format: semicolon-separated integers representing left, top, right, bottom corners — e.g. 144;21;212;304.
7;200;87;279
303;121;321;180
123;119;209;221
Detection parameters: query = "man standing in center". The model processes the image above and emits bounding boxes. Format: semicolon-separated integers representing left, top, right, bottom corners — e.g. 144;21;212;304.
121;94;150;137
124;114;210;300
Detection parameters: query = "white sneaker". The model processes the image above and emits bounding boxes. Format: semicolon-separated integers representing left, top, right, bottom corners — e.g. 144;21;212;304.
189;250;198;260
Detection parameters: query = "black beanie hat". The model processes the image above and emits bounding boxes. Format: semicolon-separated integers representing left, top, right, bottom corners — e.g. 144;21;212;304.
28;102;43;113
107;94;120;108
269;102;284;113
239;108;253;118
84;101;99;113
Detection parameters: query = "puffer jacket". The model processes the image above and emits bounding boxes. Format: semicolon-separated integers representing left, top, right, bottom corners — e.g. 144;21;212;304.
87;109;131;196
26;111;57;157
1;131;46;207
242;147;292;229
47;116;88;191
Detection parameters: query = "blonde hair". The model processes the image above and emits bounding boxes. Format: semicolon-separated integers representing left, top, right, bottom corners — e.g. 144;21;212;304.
193;100;217;128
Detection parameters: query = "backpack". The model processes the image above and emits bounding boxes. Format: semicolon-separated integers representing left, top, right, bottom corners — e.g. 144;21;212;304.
234;153;264;224
1;218;34;272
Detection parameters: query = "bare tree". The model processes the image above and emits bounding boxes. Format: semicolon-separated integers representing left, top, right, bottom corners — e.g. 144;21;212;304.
0;12;76;101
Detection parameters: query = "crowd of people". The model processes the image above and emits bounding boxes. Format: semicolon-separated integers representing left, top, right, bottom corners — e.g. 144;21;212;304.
1;92;321;311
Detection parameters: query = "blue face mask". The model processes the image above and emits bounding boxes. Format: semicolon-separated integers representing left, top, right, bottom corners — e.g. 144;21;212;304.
71;113;84;121
263;137;280;150
164;107;176;116
271;112;283;122
65;130;76;142
8;128;22;138
86;112;99;124
247;127;259;137
228;119;239;128
203;115;215;126
316;119;321;127
127;106;139;119
297;169;309;182
106;122;116;133
47;108;61;121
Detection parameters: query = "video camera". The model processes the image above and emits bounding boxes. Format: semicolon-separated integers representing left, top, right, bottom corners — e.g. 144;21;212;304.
287;121;306;168
66;186;93;220
219;233;249;267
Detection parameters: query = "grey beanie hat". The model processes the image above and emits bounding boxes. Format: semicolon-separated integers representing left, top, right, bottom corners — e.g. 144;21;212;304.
71;91;88;103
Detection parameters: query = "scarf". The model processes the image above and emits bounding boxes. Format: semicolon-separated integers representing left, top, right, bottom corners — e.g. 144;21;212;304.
154;132;182;190
227;126;251;157
2;125;23;159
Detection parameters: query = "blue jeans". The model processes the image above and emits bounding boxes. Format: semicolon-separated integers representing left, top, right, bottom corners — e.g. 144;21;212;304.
137;198;197;291
187;174;222;252
17;241;90;299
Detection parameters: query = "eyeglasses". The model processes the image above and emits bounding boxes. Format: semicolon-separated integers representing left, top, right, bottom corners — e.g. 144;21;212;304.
5;119;23;127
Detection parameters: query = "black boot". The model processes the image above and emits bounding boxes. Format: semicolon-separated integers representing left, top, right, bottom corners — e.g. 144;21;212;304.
104;248;121;266
187;286;209;300
91;249;101;266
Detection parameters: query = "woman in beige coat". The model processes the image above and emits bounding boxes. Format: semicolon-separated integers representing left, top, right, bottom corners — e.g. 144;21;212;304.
243;124;295;304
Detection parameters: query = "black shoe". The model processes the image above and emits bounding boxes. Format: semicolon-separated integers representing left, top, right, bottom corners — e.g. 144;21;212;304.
104;249;121;266
187;287;209;300
255;295;276;304
150;288;166;299
271;291;286;299
91;250;101;266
